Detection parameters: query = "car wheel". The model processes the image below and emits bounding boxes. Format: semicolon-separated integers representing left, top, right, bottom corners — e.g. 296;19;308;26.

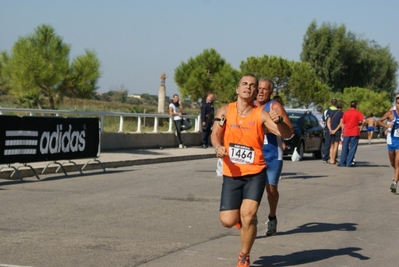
298;141;305;160
314;139;324;159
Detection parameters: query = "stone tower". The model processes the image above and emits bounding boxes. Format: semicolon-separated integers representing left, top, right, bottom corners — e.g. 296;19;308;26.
158;73;166;113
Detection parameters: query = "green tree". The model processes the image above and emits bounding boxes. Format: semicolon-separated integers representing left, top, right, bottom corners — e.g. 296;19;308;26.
301;21;398;97
208;64;241;105
174;48;239;103
240;55;292;96
287;61;331;108
333;87;391;116
2;24;101;109
0;51;11;95
63;50;101;99
240;56;331;108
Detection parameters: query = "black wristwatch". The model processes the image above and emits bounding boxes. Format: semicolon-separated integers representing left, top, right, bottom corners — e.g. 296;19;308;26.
276;116;283;124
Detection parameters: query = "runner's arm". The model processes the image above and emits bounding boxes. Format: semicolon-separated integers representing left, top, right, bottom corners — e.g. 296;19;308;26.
271;101;294;134
211;105;228;157
261;110;294;138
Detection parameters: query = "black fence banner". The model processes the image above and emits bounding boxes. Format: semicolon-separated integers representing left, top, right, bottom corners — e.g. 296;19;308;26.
0;116;100;164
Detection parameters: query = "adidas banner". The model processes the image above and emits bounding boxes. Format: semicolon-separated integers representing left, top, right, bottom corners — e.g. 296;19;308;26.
0;116;100;164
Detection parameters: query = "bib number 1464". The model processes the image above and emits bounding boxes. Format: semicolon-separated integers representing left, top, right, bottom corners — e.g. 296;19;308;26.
229;144;255;164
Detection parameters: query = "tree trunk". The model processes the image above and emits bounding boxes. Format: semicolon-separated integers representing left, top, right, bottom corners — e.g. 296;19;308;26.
35;97;43;109
49;95;55;109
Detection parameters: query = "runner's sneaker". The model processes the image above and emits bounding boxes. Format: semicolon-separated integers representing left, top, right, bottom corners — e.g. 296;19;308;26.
390;182;397;193
179;144;186;149
237;252;250;267
265;218;277;236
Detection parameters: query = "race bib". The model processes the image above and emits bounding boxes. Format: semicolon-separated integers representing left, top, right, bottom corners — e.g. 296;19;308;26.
394;128;399;137
228;143;255;164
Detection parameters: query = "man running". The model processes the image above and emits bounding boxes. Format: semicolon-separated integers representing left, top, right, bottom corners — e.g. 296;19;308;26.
365;113;377;145
377;94;399;193
254;78;293;236
211;74;293;267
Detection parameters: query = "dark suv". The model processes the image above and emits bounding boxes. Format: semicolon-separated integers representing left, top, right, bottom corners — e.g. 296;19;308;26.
283;109;325;160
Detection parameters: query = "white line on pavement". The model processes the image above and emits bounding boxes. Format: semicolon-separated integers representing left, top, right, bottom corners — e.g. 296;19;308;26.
0;264;35;267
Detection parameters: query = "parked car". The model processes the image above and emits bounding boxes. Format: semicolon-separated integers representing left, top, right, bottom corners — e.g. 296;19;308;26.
283;109;325;160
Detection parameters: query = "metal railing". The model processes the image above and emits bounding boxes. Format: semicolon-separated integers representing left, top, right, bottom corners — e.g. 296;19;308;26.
0;108;201;133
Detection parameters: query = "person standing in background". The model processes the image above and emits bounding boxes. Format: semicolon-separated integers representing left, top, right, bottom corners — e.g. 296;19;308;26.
322;98;338;163
338;100;365;167
326;101;344;165
169;94;192;148
200;93;215;148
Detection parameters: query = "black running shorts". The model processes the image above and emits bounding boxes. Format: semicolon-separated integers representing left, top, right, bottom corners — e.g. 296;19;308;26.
220;169;266;211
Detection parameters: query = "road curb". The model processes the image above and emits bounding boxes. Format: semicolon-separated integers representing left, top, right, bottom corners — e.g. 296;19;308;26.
0;153;216;181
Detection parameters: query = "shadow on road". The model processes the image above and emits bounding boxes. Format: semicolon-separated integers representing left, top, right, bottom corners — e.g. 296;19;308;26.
278;222;357;236
253;247;369;266
281;174;329;180
280;171;328;180
256;222;357;240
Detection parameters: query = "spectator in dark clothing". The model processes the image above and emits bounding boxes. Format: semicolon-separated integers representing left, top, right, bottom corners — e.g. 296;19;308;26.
322;98;338;163
326;101;344;164
200;93;215;148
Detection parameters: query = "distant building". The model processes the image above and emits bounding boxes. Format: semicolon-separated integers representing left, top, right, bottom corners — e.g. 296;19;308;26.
127;94;141;99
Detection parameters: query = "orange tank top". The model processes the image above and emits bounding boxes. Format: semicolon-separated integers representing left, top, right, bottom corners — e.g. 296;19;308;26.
222;102;266;177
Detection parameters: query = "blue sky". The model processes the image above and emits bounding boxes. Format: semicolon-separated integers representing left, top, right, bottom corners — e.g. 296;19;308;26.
1;0;398;98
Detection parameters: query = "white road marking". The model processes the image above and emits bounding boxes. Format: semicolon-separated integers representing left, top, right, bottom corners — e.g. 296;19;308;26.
0;264;36;267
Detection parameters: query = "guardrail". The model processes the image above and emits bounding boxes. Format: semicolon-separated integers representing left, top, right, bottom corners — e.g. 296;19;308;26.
0;108;201;133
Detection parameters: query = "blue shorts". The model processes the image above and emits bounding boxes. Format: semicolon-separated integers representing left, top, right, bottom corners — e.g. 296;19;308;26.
388;142;399;152
367;126;374;132
220;170;266;211
266;159;283;186
388;143;395;152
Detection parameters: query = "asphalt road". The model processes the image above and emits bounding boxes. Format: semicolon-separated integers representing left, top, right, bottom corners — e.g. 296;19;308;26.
0;143;398;267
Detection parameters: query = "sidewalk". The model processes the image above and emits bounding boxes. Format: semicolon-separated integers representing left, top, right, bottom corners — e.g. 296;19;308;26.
0;138;385;180
0;146;216;180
